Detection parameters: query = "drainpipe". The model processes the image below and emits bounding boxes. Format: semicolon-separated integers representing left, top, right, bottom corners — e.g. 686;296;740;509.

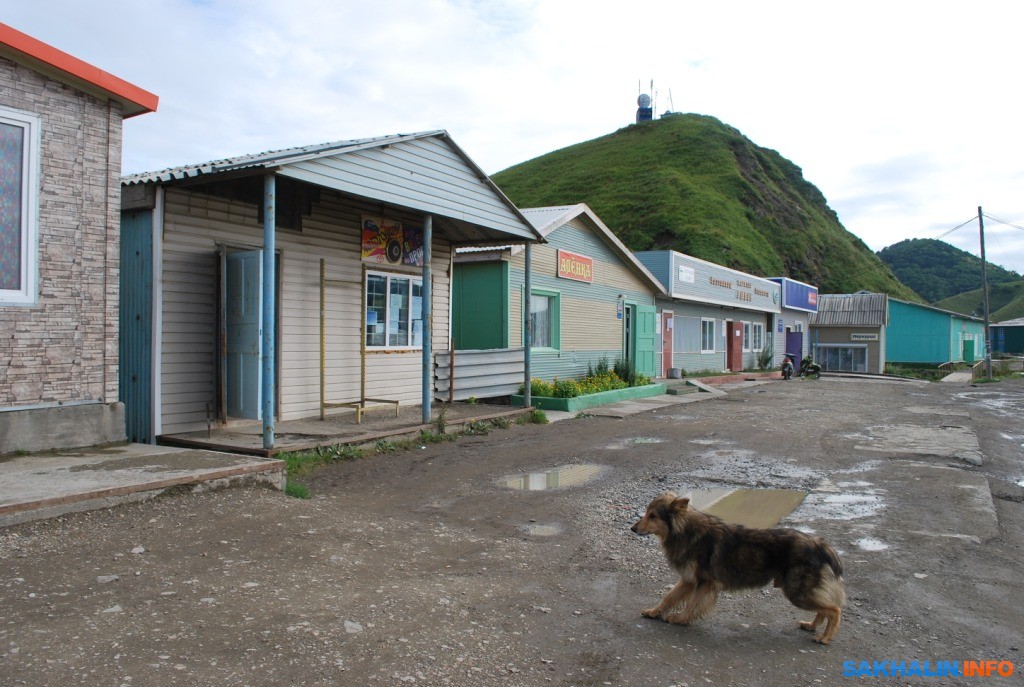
422;214;432;424
524;242;532;409
262;174;276;450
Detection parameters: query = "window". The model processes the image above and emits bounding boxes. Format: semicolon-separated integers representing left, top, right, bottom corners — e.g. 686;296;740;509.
366;272;423;349
700;318;716;353
673;316;701;353
742;322;752;351
528;289;560;350
751;323;764;352
818;345;867;372
0;107;40;305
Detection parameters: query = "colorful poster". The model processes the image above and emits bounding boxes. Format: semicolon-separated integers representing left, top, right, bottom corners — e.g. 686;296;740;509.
361;215;424;266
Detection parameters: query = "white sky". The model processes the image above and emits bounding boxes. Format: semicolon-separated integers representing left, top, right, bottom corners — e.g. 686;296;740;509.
6;0;1023;275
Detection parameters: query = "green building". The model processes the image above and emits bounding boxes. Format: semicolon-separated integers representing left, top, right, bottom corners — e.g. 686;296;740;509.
453;204;666;384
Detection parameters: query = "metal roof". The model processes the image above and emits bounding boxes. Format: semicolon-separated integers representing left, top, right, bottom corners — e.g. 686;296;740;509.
122;132;441;186
994;317;1024;327
810;293;889;326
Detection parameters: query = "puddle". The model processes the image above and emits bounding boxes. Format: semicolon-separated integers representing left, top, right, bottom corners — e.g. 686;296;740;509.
953;391;1024;418
682;489;806;529
795;492;884;521
499;464;607;491
855;538;890;551
520;523;562;536
606;437;666;449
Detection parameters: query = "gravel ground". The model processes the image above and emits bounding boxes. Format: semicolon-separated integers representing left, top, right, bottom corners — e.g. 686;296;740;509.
1;376;1022;686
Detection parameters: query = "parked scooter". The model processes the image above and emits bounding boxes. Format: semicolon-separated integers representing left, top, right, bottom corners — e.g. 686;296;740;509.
781;355;795;381
799;355;821;379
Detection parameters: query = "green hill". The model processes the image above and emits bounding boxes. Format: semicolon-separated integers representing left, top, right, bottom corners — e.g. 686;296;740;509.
492;114;916;297
877;238;1021;303
933;280;1024;322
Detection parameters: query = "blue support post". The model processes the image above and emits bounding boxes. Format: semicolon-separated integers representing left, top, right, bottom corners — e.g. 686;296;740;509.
421;214;432;424
262;174;276;450
523;242;532;409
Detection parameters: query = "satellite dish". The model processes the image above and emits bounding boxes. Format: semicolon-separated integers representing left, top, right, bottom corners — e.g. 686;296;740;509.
637;93;652;108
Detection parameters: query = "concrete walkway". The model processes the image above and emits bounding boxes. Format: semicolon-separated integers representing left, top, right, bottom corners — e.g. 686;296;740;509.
0;444;285;528
940;371;974;383
0;376;760;527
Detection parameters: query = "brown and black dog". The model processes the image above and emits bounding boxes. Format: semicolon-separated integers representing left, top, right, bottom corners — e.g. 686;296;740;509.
631;491;845;644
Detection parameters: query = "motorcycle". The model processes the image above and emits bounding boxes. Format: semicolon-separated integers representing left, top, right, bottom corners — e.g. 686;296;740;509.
799;355;821;379
781;356;794;380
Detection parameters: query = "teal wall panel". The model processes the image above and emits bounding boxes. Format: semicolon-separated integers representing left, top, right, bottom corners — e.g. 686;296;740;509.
119;210;154;443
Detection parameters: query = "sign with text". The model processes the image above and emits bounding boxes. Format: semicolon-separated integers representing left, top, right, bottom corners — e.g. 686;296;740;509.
557;249;593;283
851;332;879;341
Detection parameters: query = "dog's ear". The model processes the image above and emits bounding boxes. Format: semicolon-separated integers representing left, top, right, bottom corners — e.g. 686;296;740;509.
673;497;690;511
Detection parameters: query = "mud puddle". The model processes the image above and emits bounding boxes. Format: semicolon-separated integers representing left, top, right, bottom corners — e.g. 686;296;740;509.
605;437;666;450
682;488;806;529
499;463;607;491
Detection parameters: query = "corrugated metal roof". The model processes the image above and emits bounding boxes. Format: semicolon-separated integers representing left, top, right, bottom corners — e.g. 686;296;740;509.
994;317;1024;327
122;132;442;185
810;293;889;326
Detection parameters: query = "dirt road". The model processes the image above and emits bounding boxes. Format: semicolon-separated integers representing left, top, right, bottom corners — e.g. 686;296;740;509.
2;377;1022;686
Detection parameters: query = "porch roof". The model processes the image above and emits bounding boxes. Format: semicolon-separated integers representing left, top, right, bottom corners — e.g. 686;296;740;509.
122;131;542;244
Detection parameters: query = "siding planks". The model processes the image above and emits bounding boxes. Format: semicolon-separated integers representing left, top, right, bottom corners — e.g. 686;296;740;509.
159;188;453;434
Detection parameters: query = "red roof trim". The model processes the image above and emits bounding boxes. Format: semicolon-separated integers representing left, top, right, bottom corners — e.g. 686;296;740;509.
0;22;158;117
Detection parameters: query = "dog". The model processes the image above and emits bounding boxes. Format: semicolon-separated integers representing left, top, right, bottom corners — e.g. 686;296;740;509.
630;491;845;644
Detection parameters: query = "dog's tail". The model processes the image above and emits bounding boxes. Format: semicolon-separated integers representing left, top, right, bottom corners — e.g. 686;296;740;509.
817;540;843;579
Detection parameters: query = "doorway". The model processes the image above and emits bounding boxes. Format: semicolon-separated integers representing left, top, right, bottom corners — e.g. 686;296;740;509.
725;320;743;371
662;311;674;377
219;248;280;423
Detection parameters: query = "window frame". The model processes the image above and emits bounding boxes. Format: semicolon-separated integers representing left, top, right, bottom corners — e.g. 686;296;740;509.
527;288;561;351
365;270;424;351
751;322;765;352
0;106;41;306
742;321;752;352
700;318;716;354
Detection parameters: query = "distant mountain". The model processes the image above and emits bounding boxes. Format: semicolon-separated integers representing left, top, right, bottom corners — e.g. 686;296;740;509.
877;238;1021;303
492;114;916;297
933;280;1024;322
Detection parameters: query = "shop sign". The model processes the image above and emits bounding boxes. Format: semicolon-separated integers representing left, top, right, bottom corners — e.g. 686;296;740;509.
557;250;593;283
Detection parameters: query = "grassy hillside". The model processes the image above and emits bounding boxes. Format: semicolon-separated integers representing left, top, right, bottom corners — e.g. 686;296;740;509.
933;280;1024;322
877;238;1021;302
493;114;916;298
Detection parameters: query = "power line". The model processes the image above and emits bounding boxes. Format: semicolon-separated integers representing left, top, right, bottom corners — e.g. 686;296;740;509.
981;212;1024;231
933;217;977;241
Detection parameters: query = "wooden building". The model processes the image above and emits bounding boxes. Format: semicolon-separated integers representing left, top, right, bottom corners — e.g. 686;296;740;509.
634;251;781;376
452;204;665;391
119;132;540;445
809;293;985;373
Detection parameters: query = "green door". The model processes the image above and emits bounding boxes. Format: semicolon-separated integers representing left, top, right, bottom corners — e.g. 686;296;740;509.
962;339;975;363
635;304;657;378
452;262;508;350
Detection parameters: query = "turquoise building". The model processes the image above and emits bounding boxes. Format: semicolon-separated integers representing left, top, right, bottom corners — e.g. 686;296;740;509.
886;299;985;364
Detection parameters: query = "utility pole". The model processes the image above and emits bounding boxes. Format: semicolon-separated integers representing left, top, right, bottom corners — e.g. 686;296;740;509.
978;206;992;379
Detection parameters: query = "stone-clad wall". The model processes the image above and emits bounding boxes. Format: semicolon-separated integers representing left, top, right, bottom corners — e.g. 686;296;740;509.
0;55;123;408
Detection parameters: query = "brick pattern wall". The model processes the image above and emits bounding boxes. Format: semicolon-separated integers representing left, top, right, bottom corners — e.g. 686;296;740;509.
0;56;122;407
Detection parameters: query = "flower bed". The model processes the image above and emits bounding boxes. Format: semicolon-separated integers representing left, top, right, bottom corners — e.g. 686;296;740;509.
511;382;667;412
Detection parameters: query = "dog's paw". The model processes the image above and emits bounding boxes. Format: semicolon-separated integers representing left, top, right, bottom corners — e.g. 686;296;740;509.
812;635;831;645
641;608;662;619
662;613;690;626
799;621;816;632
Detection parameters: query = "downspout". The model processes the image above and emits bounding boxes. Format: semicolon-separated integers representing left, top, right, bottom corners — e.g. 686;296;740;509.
523;242;531;408
421;214;432;424
262;174;276;450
